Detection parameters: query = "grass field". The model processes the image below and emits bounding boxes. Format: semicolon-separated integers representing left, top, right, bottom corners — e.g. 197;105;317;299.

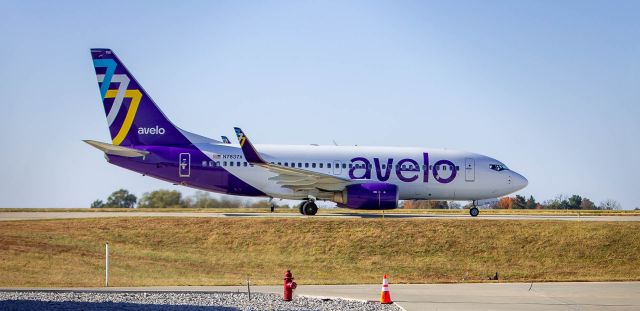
0;217;639;287
1;207;639;216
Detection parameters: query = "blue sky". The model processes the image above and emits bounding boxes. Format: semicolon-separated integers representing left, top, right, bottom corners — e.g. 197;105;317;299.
0;1;638;208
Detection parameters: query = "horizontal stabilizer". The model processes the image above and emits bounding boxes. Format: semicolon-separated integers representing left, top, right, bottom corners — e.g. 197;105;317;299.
84;140;149;157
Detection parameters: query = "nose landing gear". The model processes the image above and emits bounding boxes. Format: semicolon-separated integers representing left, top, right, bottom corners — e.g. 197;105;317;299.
470;200;479;217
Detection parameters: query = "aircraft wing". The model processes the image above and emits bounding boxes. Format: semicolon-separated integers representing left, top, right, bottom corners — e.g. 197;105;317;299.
233;127;351;192
84;140;150;157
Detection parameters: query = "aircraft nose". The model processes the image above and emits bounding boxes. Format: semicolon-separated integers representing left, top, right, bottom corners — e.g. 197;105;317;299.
512;172;528;191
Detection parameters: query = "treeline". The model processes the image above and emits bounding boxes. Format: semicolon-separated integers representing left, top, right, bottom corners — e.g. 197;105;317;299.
91;189;271;209
402;194;623;210
494;195;622;210
403;200;461;209
92;189;626;210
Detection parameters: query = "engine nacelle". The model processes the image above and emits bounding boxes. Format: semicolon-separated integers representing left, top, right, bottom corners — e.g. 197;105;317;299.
333;183;399;210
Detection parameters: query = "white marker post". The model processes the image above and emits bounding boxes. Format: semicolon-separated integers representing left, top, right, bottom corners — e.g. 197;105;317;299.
105;241;109;287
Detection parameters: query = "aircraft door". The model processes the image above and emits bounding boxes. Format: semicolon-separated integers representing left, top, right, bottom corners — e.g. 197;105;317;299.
465;158;475;182
333;160;342;175
179;153;191;177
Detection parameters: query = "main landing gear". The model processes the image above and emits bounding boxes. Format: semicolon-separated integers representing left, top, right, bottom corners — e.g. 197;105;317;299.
470;200;479;217
298;200;318;216
268;197;275;213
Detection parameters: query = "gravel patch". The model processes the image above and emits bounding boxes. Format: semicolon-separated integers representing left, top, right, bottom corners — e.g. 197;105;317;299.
0;291;402;311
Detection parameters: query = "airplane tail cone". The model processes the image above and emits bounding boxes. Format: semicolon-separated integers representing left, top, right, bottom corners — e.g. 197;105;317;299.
380;274;393;304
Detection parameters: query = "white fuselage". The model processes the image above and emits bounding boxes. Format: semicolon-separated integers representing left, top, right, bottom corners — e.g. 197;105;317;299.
196;143;528;202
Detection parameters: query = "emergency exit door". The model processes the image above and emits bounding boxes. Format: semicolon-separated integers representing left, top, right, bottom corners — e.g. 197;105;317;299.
465;158;475;182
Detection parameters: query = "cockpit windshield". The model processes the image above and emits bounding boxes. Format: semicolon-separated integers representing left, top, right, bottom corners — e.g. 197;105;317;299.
489;164;508;171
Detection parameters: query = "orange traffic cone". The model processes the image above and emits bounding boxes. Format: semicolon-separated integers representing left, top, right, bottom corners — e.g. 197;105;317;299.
380;274;392;304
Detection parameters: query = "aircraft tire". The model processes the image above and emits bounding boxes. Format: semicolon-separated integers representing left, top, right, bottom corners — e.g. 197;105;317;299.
470;207;479;217
299;202;306;215
303;201;318;216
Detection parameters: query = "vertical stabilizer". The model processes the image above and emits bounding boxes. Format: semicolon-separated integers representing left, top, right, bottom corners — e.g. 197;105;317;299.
91;48;193;146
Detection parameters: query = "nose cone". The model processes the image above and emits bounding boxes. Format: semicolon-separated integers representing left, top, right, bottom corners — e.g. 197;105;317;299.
512;172;528;191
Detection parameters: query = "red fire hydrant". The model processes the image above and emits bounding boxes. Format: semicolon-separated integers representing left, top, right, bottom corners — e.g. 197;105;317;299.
284;270;297;301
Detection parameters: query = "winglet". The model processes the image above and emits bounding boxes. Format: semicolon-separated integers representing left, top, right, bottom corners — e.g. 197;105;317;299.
221;136;231;144
234;127;267;164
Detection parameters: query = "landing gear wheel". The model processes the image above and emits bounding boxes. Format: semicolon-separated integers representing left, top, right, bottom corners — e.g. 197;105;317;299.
303;201;318;216
298;202;306;215
470;207;479;217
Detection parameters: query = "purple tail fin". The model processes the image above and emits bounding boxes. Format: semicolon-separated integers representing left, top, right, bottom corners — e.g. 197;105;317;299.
91;48;193;146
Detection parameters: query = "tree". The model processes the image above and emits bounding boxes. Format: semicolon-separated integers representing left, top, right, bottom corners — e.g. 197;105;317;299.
579;198;596;210
138;190;183;208
105;189;137;208
448;201;462;209
543;194;566;209
525;196;537;209
403;200;448;209
188;191;220;209
512;195;526;209
567;195;582;210
90;199;104;208
599;199;622;210
496;197;513;209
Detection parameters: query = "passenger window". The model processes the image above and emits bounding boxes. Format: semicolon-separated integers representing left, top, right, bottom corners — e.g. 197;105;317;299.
342;163;346;169
298;163;302;168
244;162;248;167
237;161;241;166
429;165;433;170
223;161;227;166
202;161;207;166
443;166;447;171
382;164;386;169
456;166;460;171
319;163;323;168
230;162;234;166
305;163;309;168
277;162;281;165
284;162;288;167
327;163;332;168
312;163;316;168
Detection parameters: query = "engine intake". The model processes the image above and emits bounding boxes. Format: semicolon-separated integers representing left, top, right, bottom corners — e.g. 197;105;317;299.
333;183;399;210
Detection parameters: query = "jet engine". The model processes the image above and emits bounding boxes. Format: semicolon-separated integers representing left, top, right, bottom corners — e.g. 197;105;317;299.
333;183;399;210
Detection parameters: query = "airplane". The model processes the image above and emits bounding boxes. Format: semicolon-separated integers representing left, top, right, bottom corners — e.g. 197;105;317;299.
85;48;528;217
221;136;232;144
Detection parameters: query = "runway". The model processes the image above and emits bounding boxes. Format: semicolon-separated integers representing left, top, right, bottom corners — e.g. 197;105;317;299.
3;282;639;311
1;211;639;221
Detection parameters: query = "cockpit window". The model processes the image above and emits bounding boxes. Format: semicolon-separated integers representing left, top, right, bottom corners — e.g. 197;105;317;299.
489;164;508;171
